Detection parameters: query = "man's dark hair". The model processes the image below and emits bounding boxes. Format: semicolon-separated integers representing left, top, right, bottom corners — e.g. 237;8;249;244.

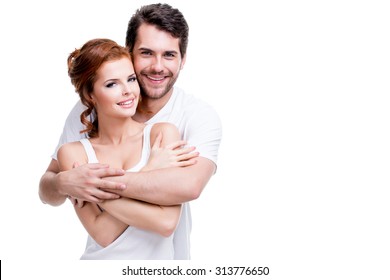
126;3;189;58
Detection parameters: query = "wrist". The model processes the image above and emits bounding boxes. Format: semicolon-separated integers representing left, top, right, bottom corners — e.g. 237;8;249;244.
55;171;69;197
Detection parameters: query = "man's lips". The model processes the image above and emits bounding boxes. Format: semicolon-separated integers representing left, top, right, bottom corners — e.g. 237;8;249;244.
146;75;165;81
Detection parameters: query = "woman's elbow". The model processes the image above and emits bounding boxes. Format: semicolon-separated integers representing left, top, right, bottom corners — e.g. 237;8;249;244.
159;224;176;237
92;233;116;248
158;208;181;237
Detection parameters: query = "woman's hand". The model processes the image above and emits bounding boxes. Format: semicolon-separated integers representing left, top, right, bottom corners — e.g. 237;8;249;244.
143;132;199;171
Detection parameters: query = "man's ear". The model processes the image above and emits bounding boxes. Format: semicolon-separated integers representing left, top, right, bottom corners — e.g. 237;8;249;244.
180;54;187;70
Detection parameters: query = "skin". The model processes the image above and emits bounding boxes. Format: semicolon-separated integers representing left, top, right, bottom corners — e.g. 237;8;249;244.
39;23;216;208
57;57;186;246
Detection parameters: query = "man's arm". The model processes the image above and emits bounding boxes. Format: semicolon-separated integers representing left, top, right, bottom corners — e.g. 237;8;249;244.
39;101;128;206
38;158;127;206
105;103;222;206
105;157;216;206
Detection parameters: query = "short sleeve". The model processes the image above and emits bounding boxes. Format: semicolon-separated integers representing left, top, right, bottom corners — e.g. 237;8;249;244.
51;101;89;160
183;105;222;165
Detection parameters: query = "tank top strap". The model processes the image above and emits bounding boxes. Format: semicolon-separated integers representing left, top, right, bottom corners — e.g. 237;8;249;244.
142;123;154;152
79;138;99;163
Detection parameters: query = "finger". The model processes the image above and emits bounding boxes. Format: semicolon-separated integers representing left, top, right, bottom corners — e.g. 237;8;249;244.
176;151;199;161
98;178;127;191
166;140;187;150
175;159;198;167
92;189;121;200
82;195;104;204
174;146;196;156
73;162;110;170
86;163;111;170
68;196;76;206
152;132;163;149
77;199;86;208
94;167;126;178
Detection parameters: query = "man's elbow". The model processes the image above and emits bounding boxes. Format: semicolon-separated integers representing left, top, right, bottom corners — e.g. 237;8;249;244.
39;170;66;206
38;190;65;207
38;190;48;204
186;176;206;201
184;158;215;201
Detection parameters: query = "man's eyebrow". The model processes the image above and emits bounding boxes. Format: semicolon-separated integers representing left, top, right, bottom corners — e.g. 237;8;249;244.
137;47;178;54
138;47;153;52
164;50;179;55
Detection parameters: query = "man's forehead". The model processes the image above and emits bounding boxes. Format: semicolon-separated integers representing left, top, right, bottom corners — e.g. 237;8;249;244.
135;24;180;51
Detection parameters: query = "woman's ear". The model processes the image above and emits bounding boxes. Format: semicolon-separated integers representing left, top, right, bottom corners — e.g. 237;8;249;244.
89;92;96;105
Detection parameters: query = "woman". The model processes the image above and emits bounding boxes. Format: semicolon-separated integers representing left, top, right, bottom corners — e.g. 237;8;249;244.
57;38;197;259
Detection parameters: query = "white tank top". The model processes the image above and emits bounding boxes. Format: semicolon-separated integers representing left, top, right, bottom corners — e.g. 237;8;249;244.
78;124;175;260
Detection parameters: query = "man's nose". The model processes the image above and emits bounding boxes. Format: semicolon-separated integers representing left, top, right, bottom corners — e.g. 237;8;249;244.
150;56;164;73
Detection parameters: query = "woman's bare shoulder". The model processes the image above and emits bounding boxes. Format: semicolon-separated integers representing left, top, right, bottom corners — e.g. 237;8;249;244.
57;141;87;169
151;122;178;134
150;122;180;145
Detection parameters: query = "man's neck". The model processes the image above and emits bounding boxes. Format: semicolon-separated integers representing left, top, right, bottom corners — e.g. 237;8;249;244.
134;89;174;123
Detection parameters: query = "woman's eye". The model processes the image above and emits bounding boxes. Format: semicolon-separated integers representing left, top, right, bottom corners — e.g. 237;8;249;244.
128;77;137;82
106;82;116;88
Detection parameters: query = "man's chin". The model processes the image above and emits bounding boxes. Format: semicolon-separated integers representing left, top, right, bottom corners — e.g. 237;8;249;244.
142;86;172;100
143;90;168;100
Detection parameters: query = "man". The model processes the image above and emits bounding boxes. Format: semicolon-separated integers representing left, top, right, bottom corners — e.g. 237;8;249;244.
39;3;222;259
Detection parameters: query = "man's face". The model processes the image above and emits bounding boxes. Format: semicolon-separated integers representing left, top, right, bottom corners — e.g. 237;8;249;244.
132;23;186;100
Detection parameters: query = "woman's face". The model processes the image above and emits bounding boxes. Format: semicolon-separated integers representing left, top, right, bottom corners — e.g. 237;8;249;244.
92;57;140;119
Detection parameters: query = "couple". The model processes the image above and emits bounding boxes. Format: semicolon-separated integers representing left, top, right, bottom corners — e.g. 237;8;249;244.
39;3;222;260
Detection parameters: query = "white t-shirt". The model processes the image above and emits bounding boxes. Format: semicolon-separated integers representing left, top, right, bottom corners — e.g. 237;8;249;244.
53;86;222;259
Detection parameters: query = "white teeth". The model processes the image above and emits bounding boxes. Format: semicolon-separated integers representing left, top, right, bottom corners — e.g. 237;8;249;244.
118;100;133;105
148;76;164;81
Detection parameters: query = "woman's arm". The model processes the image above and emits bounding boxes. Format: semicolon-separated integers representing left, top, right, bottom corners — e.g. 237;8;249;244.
57;143;128;247
72;200;128;247
99;198;180;237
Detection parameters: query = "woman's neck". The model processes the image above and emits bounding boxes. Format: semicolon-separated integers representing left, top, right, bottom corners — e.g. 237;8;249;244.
93;116;144;145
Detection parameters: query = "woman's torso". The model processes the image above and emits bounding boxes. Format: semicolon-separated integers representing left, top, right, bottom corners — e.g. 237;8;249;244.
79;123;175;260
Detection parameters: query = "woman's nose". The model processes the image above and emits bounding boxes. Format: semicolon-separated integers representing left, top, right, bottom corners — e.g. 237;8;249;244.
122;84;131;96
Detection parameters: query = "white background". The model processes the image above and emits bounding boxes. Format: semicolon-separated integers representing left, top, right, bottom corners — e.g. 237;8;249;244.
0;0;389;279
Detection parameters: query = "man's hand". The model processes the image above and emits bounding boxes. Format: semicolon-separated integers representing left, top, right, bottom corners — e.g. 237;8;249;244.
56;162;127;203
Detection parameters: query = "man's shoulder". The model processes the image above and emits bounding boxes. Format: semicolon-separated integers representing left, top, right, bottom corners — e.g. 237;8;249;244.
174;87;215;112
66;100;86;120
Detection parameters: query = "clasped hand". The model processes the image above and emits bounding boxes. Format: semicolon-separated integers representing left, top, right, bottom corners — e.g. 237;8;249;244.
64;136;198;207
